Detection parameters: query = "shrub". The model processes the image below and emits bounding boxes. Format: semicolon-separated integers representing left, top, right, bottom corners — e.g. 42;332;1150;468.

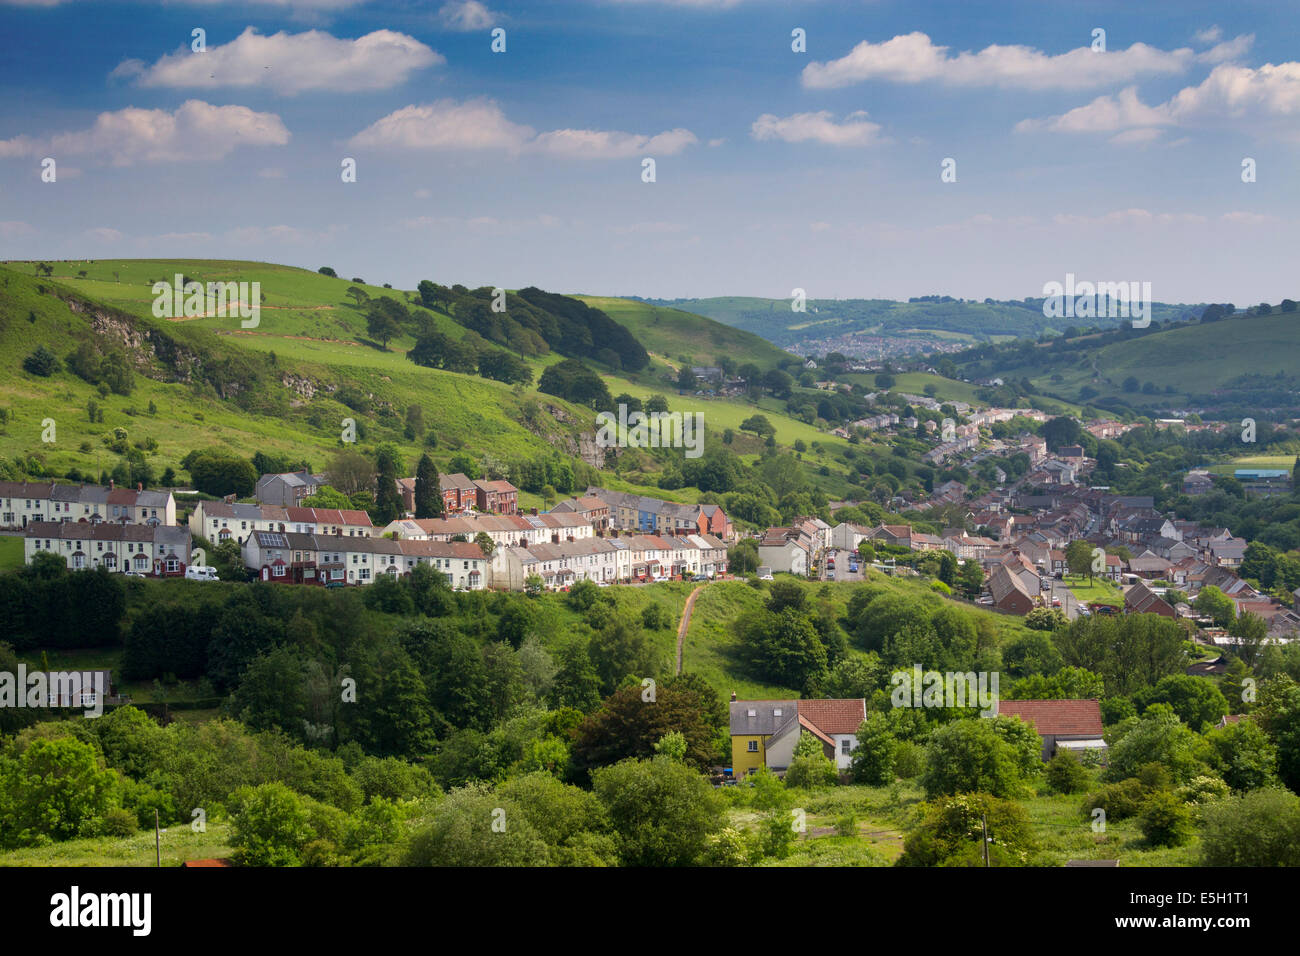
893;740;924;779
784;753;839;789
641;603;673;631
1045;749;1090;794
100;808;138;837
1138;790;1194;847
1082;778;1147;821
1200;788;1300;866
22;345;60;376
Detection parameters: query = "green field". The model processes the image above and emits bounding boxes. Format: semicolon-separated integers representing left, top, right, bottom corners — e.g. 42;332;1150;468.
0;535;22;569
1063;574;1124;607
0;823;233;866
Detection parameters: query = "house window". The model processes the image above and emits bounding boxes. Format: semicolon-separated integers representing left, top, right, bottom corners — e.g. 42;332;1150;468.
747;741;758;752
841;739;851;755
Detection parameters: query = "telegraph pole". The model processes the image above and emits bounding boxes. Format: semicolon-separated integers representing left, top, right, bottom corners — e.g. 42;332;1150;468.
155;809;161;867
981;813;990;867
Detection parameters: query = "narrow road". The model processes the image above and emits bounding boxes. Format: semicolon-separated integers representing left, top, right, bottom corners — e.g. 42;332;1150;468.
675;584;708;675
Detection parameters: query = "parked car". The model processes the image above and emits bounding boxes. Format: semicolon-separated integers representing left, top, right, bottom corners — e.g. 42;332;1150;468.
757;566;774;581
185;565;219;582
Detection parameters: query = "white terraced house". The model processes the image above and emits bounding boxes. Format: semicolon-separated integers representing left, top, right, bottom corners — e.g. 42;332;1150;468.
0;480;176;530
242;531;488;589
24;521;191;576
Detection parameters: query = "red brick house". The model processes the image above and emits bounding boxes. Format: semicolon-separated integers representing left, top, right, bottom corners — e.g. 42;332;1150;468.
439;473;477;513
474;479;519;515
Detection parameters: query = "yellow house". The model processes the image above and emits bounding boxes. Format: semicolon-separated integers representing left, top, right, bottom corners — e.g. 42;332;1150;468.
729;697;868;776
729;700;799;776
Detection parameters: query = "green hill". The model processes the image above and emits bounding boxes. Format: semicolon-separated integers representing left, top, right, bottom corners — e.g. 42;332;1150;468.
578;296;794;372
0;259;859;508
654;295;1199;353
945;311;1300;415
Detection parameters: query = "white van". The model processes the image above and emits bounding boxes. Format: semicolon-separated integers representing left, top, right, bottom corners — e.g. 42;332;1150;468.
185;565;220;582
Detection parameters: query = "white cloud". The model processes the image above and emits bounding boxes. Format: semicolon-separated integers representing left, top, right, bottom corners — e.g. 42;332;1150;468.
1051;209;1207;227
84;227;125;242
0;100;289;166
531;127;696;158
438;1;497;30
122;27;441;95
751;110;883;146
349;98;698;159
3;0;366;7
349;99;534;152
603;0;747;7
1018;62;1300;138
801;31;1192;91
1193;26;1223;45
1220;211;1277;225
225;224;344;244
1015;86;1172;135
402;214;565;235
0;221;35;238
610;221;687;235
1198;34;1254;64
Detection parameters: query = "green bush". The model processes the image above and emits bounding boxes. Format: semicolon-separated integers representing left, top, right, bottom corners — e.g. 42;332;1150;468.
893;740;924;779
100;808;139;837
1138;790;1194;847
1045;750;1090;794
1082;778;1147;821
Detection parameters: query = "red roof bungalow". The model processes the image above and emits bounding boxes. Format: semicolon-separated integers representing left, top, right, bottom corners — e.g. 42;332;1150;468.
994;699;1106;761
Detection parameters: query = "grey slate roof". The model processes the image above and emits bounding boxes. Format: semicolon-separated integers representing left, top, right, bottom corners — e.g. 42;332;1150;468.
729;700;798;736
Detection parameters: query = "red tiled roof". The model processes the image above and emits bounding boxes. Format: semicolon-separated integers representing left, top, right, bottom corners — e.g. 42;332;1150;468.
797;698;866;736
996;699;1103;737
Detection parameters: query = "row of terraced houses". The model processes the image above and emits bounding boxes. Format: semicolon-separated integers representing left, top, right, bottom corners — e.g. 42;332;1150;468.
9;477;731;590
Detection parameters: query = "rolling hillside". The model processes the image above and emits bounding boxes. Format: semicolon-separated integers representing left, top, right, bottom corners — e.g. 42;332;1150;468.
0;259;858;508
578;296;794;372
949;311;1300;415
653;295;1200;355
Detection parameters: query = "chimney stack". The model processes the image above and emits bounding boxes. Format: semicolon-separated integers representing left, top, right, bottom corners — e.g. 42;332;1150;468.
730;691;737;702
109;479;114;490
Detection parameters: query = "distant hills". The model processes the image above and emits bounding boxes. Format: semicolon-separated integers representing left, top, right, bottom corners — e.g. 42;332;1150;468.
643;295;1201;356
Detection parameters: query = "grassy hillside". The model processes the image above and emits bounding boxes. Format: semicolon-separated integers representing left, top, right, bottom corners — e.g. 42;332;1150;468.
579;296;793;372
0;260;855;505
954;312;1300;414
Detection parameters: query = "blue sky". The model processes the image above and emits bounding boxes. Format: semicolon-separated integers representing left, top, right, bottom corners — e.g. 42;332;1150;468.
1;0;1297;302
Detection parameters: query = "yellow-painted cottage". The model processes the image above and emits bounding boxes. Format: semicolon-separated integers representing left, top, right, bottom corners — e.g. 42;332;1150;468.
729;697;867;776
